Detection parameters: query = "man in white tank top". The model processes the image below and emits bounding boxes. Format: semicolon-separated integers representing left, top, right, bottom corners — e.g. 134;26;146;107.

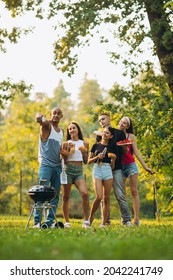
33;107;64;228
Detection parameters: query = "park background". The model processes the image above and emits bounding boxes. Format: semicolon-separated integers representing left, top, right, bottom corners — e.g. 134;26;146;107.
0;0;173;261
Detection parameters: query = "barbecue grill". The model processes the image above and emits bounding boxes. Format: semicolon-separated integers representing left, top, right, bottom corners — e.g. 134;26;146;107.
28;184;56;203
25;180;64;229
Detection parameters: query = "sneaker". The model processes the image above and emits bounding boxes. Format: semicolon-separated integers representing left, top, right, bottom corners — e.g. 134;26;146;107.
82;220;90;228
123;221;133;227
100;224;105;228
64;222;71;228
33;223;40;228
134;221;140;226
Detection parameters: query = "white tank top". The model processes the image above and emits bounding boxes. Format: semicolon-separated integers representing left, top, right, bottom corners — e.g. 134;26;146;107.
38;124;63;166
67;139;84;162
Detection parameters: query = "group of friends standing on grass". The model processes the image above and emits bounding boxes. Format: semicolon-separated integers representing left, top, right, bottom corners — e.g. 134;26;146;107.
33;107;155;229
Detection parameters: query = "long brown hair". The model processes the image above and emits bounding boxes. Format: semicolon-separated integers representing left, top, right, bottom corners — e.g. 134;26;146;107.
125;117;134;154
126;117;134;134
66;122;84;141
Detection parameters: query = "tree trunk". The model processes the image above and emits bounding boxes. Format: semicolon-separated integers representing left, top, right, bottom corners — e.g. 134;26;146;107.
144;0;173;94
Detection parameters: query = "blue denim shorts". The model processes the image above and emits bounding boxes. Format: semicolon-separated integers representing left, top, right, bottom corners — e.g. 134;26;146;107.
66;164;84;184
93;163;113;180
122;162;139;178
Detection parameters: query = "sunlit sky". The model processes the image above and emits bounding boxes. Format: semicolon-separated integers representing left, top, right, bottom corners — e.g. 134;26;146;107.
0;2;159;102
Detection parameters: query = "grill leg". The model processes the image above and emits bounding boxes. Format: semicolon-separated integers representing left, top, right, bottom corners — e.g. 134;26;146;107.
43;205;47;221
48;203;57;223
25;203;57;228
25;205;35;229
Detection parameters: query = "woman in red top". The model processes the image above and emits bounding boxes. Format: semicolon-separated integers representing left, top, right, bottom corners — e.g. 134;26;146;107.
118;117;155;226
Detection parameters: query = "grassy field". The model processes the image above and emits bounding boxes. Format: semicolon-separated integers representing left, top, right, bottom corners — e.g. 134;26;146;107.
0;216;173;260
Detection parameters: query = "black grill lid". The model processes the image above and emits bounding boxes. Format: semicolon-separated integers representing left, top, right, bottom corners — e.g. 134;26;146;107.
28;185;56;203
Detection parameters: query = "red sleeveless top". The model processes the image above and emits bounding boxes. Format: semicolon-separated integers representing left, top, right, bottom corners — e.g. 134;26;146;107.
121;134;135;165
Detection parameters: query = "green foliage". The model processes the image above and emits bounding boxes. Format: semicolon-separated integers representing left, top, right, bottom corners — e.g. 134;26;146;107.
2;0;45;18
0;79;33;109
1;0;173;94
0;92;48;214
164;1;173;9
0;0;34;52
0;75;103;216
78;74;103;107
50;79;75;125
0;216;173;260
88;65;173;215
48;0;173;94
75;75;104;136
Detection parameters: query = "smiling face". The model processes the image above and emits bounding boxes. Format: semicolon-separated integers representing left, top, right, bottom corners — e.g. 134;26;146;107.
118;117;129;132
66;122;83;141
68;123;79;139
102;127;113;141
51;108;63;123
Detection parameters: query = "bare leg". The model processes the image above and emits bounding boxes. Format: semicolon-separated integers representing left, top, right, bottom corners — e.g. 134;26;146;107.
89;178;103;223
102;179;113;225
129;173;140;223
75;179;90;221
62;184;72;223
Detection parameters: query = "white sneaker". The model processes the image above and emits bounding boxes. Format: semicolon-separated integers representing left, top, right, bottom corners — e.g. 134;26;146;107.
123;221;133;227
100;224;105;228
82;220;90;228
33;223;40;228
64;222;71;228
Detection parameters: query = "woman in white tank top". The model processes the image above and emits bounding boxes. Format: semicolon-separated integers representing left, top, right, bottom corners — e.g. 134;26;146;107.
61;122;90;228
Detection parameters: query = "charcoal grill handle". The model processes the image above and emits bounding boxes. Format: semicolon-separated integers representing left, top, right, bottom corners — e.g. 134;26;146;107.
39;179;48;186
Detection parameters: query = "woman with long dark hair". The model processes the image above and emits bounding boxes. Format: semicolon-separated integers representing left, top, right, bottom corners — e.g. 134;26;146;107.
88;126;116;227
61;122;90;228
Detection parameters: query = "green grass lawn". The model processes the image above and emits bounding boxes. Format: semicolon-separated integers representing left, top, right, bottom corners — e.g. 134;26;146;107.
0;216;173;260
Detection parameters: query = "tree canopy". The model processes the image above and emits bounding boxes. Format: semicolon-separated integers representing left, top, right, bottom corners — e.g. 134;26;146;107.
1;0;173;103
51;0;173;93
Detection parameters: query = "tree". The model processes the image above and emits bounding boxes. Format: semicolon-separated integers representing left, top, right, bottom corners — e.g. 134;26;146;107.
50;79;75;124
0;92;49;214
52;79;70;106
78;73;103;108
51;0;173;95
144;0;173;93
76;74;103;136
1;1;173;94
0;79;32;109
